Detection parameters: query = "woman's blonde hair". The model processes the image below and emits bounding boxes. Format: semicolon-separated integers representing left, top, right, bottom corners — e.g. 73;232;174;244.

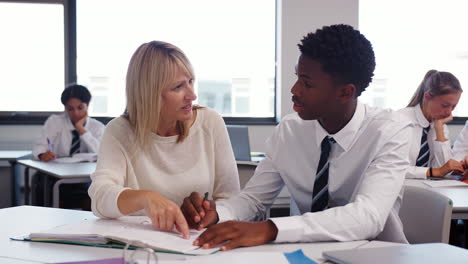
407;69;462;107
124;40;197;147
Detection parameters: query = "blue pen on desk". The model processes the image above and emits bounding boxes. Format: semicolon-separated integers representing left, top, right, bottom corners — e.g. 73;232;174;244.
47;138;54;152
196;192;209;229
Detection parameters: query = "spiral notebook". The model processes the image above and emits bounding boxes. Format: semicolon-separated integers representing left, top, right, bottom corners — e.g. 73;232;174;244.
13;216;218;255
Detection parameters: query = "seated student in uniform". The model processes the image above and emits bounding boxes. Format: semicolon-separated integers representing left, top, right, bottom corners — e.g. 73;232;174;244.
399;70;464;179
32;84;105;161
88;41;240;239
31;84;105;207
181;24;412;250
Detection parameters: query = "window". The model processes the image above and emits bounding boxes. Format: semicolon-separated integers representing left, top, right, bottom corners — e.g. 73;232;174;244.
359;0;468;118
0;2;64;112
76;0;276;119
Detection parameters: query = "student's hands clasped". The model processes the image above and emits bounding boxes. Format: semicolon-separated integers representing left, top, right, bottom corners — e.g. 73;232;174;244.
38;151;57;162
181;192;218;229
181;192;278;251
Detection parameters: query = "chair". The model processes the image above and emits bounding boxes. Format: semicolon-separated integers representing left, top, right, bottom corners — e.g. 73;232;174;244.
399;185;453;243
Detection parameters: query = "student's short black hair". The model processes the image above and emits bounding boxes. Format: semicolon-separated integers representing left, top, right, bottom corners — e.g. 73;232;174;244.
298;24;375;97
60;84;92;105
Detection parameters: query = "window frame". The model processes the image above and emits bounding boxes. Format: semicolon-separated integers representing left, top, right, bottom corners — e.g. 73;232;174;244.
0;0;279;126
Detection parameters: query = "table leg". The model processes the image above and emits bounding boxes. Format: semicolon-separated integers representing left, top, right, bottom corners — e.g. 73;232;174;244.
43;174;49;207
24;167;30;205
8;161;17;206
52;177;91;208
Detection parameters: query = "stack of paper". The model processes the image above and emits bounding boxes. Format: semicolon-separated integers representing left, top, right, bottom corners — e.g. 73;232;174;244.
22;216;218;255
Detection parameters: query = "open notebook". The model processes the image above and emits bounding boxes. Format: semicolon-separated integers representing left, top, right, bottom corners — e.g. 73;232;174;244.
13;216;218;255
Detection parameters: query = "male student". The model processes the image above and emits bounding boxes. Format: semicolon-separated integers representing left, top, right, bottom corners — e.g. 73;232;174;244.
181;24;412;250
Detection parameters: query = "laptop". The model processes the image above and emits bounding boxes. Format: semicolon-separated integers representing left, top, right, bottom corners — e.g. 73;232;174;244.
226;125;264;162
323;243;468;264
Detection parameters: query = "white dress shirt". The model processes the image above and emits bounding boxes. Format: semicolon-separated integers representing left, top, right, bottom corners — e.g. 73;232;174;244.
453;120;468;161
397;105;452;179
88;108;240;218
32;113;105;159
217;102;411;243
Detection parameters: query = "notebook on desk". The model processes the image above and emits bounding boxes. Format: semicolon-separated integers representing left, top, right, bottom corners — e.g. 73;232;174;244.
323;243;468;264
226;125;264;162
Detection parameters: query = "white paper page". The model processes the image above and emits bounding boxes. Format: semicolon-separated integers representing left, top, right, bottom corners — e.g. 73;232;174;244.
423;180;468;188
29;216;218;255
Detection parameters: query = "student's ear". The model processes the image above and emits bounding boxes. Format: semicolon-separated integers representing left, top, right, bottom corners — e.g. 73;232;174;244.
337;84;356;102
423;92;432;101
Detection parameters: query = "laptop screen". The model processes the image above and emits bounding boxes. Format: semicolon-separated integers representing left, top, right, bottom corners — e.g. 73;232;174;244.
226;125;251;161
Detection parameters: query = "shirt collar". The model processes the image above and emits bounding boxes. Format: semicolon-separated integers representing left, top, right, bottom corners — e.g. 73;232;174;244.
315;102;365;152
414;104;430;128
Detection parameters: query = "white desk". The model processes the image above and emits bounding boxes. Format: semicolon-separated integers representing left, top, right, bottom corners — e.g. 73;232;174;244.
17;160;96;208
0;206;373;264
405;179;468;219
0;151;31;206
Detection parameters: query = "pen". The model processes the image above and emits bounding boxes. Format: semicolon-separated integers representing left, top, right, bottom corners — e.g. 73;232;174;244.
196;192;209;229
47;138;54;152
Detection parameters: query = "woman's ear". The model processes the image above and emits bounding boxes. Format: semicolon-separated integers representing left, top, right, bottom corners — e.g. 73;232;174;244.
337;84;356;103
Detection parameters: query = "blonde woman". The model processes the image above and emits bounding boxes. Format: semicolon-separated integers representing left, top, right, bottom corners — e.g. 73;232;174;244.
398;70;464;179
88;41;240;238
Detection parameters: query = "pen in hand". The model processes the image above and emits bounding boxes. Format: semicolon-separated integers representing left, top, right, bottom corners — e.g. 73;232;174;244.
47;138;54;153
196;192;209;229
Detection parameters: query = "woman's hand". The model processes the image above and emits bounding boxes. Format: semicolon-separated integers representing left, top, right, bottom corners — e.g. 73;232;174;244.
117;190;190;239
143;191;189;237
38;151;56;162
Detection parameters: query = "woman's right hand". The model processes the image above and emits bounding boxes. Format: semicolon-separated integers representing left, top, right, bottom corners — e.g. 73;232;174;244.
432;159;464;177
38;151;56;162
142;191;190;238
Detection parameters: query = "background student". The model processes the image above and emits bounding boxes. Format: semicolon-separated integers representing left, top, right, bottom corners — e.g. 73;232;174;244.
32;84;105;161
452;121;468;175
88;41;240;239
182;24;412;250
399;70;464;179
31;84;105;207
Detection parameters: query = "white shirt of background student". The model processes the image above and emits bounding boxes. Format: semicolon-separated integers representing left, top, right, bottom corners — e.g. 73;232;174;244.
400;70;463;179
452;121;468;173
32;95;105;161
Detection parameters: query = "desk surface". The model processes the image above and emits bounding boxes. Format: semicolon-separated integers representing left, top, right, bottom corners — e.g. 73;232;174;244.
0;151;31;161
17;159;96;178
0;206;372;264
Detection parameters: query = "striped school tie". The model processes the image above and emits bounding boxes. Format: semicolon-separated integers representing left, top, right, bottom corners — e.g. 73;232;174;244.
70;130;81;156
416;126;430;167
311;136;335;212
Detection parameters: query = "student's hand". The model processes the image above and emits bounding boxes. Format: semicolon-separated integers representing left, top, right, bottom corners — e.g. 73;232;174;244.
38;151;56;162
181;192;218;229
433;114;452;142
434;114;453;128
193;220;278;251
74;115;87;135
432;159;464;177
143;191;190;239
